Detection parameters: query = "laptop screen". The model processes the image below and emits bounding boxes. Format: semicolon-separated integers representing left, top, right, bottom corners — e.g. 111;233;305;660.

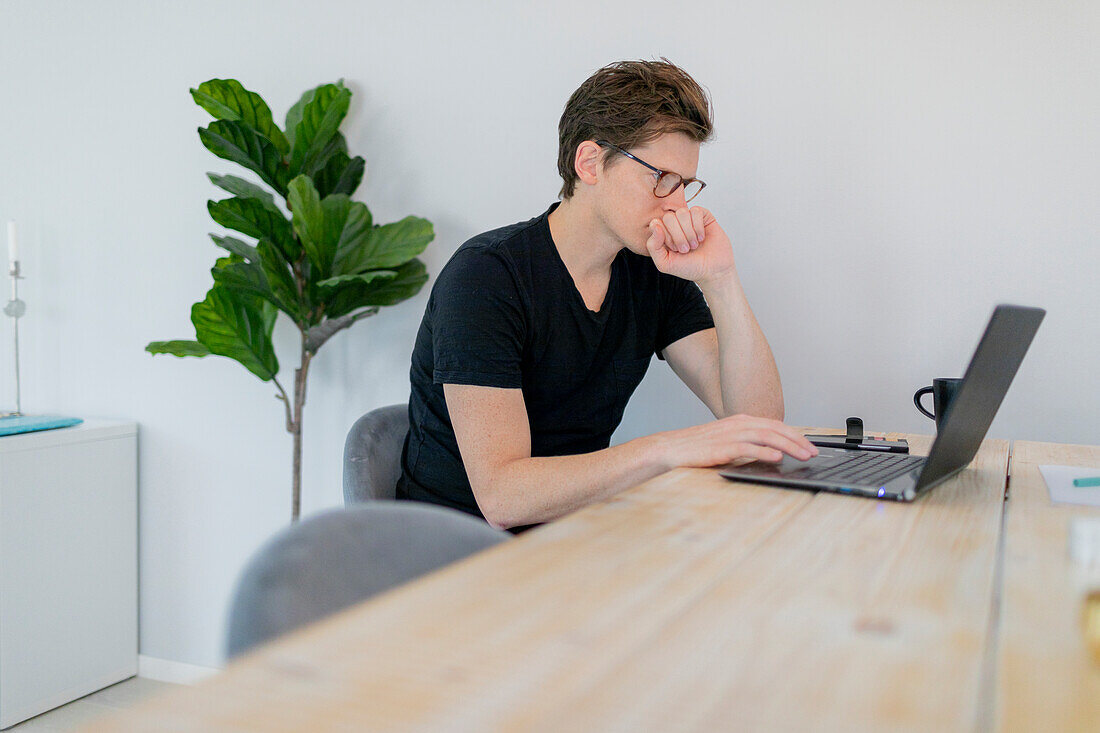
915;304;1045;490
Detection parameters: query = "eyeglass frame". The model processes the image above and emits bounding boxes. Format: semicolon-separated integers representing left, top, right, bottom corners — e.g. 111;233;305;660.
594;140;707;203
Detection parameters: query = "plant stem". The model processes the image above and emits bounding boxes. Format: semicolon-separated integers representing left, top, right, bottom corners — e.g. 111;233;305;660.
290;341;313;522
273;378;293;431
291;415;301;521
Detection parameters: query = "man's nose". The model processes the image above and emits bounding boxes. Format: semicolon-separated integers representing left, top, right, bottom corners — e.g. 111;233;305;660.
661;186;688;211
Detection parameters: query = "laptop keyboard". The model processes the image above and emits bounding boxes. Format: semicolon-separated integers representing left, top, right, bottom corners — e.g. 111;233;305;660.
807;451;925;485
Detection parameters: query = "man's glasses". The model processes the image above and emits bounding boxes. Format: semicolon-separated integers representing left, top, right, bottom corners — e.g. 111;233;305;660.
595;140;706;203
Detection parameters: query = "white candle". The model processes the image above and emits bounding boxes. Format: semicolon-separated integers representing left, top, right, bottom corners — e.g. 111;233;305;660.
7;221;17;265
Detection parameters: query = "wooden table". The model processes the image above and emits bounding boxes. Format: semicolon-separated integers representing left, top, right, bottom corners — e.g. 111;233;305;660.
84;433;1100;732
995;440;1100;731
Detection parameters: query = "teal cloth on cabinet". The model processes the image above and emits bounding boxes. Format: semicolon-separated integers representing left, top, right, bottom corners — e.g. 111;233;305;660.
0;415;84;436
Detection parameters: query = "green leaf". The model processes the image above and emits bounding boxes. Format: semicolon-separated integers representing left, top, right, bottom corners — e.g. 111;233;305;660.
210;234;259;263
207;197;297;261
335;215;433;275
210;242;300;322
214;253;243;269
287;175;329;275
257;240;301;321
191;286;279;381
329;200;372;273
307;131;348;178
207;173;281;216
289;82;351;177
146;340;211;357
199;120;289;196
284;84;323;150
317;269;397;289
360;259;428;305
314;152;365;198
191;79;290;155
298;193;378;283
212;259;278;307
326;259;428;318
260;299;277;333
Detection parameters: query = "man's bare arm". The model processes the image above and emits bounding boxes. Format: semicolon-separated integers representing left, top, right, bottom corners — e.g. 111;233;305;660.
649;207;784;420
700;275;784;419
661;292;783;421
445;383;815;529
661;328;725;418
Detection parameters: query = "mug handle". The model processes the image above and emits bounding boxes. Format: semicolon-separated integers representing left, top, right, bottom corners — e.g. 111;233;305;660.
913;386;935;420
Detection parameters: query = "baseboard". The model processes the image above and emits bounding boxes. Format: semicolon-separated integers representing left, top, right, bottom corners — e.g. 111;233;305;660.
137;655;222;685
0;664;135;730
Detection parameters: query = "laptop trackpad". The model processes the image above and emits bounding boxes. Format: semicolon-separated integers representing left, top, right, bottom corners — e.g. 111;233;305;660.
726;447;848;477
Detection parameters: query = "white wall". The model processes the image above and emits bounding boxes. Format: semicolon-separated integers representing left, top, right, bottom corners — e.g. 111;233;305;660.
1;0;1096;670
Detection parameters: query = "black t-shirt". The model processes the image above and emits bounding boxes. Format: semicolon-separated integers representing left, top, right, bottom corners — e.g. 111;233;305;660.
396;203;715;523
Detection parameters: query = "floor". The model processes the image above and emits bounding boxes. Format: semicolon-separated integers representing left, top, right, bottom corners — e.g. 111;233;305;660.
4;677;180;731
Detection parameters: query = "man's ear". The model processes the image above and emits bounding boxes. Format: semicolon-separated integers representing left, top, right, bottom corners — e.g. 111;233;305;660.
573;140;603;187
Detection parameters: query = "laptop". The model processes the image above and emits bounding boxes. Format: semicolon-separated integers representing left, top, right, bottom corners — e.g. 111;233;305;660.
719;304;1045;501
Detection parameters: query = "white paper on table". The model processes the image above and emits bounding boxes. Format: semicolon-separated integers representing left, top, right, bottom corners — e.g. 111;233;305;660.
1038;464;1100;508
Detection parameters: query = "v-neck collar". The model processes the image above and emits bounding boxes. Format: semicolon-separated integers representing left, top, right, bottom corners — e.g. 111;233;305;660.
540;203;619;321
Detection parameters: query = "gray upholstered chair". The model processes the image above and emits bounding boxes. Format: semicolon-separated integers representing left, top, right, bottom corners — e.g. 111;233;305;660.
343;403;409;503
225;502;508;659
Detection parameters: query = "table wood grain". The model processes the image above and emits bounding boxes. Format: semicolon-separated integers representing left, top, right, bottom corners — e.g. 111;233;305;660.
82;433;1056;732
995;441;1100;732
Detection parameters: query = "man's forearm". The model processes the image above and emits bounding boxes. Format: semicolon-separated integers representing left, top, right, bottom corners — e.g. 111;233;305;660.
479;403;813;529
478;435;668;529
699;274;784;419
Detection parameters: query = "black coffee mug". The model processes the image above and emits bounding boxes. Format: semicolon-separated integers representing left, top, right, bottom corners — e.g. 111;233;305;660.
913;378;962;430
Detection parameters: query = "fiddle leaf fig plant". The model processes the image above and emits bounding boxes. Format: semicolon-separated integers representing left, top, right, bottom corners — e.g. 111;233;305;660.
148;79;432;522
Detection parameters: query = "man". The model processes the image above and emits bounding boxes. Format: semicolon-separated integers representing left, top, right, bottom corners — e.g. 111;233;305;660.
396;59;817;531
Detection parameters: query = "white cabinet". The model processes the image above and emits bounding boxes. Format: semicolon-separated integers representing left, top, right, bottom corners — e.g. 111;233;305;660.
0;420;137;729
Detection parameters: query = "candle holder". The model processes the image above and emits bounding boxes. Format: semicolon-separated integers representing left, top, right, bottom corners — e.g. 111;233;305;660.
3;260;25;417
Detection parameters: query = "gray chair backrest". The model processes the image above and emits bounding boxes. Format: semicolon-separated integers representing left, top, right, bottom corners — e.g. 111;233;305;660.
225;502;508;660
343;403;409;503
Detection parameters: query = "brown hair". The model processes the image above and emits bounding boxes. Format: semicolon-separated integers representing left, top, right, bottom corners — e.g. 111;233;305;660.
557;58;713;199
